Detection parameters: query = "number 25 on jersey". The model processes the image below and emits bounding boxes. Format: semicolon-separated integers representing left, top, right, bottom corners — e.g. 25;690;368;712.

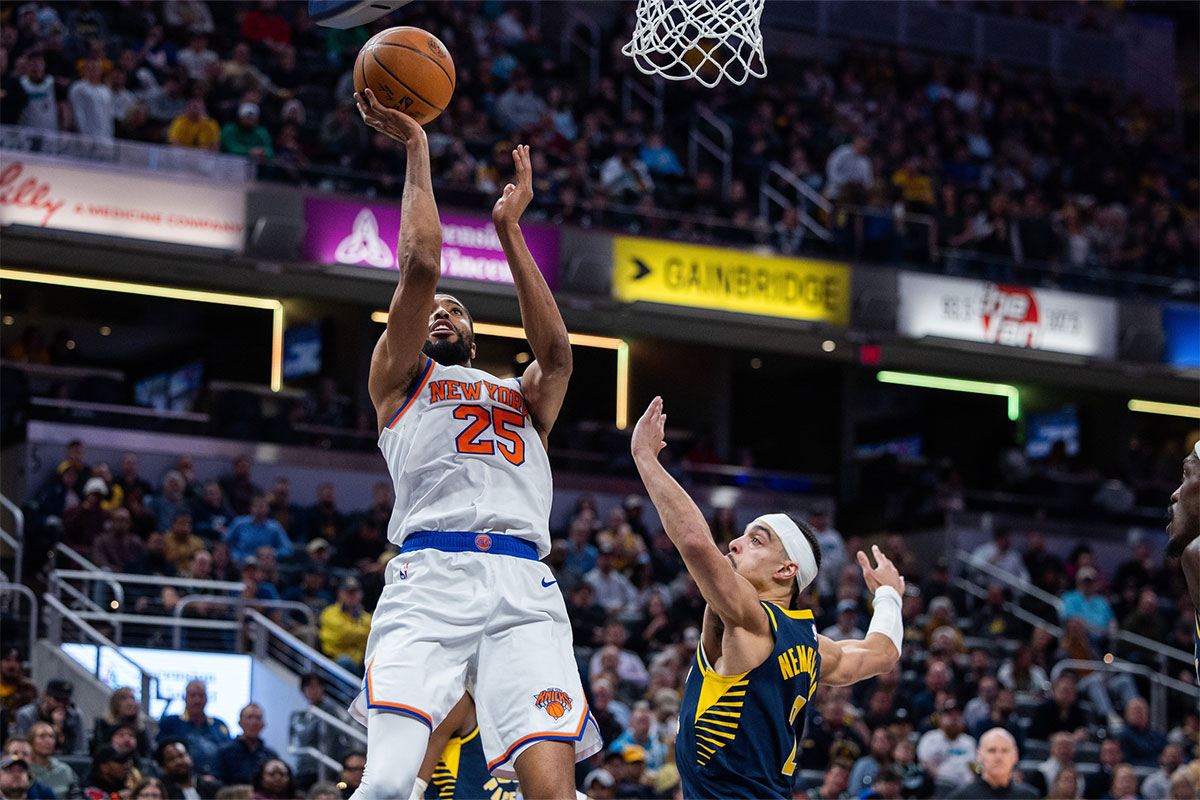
453;404;526;465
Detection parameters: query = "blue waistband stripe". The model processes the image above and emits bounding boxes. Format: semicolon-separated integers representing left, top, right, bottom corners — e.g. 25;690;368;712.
400;531;539;560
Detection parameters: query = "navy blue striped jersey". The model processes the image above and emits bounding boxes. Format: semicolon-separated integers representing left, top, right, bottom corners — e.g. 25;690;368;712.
1194;611;1198;683
424;726;518;800
676;602;821;800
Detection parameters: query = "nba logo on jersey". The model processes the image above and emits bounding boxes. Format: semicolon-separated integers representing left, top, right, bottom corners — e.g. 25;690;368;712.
534;688;572;719
475;534;492;551
398;561;409;580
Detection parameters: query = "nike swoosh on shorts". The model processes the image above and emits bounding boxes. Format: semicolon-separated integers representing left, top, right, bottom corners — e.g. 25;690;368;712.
541;578;557;587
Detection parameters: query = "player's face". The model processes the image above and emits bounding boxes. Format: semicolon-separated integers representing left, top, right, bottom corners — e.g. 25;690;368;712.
1166;452;1200;556
423;295;476;366
726;523;792;591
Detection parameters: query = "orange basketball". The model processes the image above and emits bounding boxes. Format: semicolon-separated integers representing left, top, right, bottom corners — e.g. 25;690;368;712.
354;27;455;125
545;701;565;718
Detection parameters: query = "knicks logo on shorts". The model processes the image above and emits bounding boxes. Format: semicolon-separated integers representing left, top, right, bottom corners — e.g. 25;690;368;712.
475;534;492;551
534;688;572;719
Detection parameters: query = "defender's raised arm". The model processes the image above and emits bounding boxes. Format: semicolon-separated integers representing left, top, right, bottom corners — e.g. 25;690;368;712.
493;145;572;444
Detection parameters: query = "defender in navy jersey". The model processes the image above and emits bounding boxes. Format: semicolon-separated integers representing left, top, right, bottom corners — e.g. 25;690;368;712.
631;397;908;800
420;696;519;800
1166;441;1200;683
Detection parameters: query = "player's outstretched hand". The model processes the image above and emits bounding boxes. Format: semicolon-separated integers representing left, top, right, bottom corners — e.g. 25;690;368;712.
354;88;425;146
492;144;534;227
631;396;668;461
857;545;905;596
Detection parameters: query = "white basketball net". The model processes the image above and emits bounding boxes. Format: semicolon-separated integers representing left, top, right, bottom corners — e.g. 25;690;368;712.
622;0;766;88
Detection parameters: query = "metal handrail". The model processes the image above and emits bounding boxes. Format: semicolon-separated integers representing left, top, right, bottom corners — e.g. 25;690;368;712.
622;74;664;131
172;595;318;649
689;107;733;196
951;577;1062;638
0;359;126;382
761;162;834;242
50;553;126;612
54;568;243;593
952;550;1192;667
0;493;25;587
288;745;344;776
295;704;366;744
30;397;211;422
41;593;162;716
0;582;38;657
244;609;360;699
0;529;21;588
1050;658;1198;734
561;8;601;92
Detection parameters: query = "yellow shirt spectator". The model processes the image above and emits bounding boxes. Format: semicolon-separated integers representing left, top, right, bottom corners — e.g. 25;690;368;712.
319;581;372;667
169;100;220;150
892;165;935;207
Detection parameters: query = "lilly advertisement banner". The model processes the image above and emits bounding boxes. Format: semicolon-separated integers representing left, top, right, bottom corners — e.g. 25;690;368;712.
303;196;559;288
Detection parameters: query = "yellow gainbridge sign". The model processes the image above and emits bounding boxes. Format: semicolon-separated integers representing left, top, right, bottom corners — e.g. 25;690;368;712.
612;237;851;324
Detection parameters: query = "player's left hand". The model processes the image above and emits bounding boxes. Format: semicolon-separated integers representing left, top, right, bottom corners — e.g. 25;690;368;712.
857;545;905;597
631;396;668;461
492;144;534;227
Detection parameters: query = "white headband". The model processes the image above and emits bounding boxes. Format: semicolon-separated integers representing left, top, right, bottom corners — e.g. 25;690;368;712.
753;514;818;591
1194;440;1199;458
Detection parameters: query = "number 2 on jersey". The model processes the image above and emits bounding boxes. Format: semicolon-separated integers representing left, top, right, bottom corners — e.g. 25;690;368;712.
781;695;805;776
453;405;525;465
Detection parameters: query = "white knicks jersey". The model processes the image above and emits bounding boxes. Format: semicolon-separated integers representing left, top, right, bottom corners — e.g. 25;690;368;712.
379;357;553;558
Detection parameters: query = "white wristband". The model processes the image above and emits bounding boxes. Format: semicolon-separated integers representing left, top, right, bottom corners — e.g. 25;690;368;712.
867;585;904;657
410;776;429;800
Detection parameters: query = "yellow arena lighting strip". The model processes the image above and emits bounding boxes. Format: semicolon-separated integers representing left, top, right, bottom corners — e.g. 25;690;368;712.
1127;399;1200;419
1;268;284;391
372;312;630;429
876;370;1021;421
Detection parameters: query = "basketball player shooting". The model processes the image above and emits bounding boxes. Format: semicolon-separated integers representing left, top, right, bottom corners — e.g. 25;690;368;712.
1167;441;1200;683
630;397;906;799
348;87;600;799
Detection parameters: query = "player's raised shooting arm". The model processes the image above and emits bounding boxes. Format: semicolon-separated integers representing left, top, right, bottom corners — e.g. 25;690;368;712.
357;89;442;395
631;398;766;631
818;546;905;686
492;145;572;442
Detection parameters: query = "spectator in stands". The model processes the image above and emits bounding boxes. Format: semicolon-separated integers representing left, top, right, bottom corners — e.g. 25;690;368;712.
910;660;952;724
969;528;1030;584
151;472;191;534
1116;697;1167;767
494;68;544;132
799;692;866;770
157;681;230;779
219;456;259;517
106;723;157;784
1118;588;1167;660
947;728;1039;799
1031;732;1076;796
847;727;895;797
1167;769;1195;800
588;678;627;746
825;135;872;202
332;517;385;570
192;482;233;541
85;745;135;799
2;735;58;800
588;622;649;691
0;648;26;717
115;454;152;499
563;517;598;577
304;483;344;544
1031;672;1089;739
215;704;277;786
27;720;82;796
92;507;147;571
220;102;273;158
565;581;605;648
282;562;332;639
130;777;168;799
128;532;178;579
962;676;997;733
1141;743;1183;800
916;697;976;788
68;56;114;139
1047;766;1081;800
997;643;1049;694
1084;739;1123;799
0;754;33;800
318;577;370;672
822;599;865;641
608;703;665;771
62;476;110;555
808;510;847;596
804;761;851;800
164;514;205;574
224;494;291;564
582;769;615;800
338;752;365;799
91;687;152;758
291;674;347;788
266;478;304;540
155;738;220;800
16;54;56;131
1107;764;1140;800
15;680;84;754
167;97;220;149
584;547;637;617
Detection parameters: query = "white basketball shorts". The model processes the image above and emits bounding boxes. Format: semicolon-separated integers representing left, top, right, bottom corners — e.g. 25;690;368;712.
348;531;603;778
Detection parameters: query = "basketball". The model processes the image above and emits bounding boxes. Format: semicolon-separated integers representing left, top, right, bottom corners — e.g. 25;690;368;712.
353;26;455;124
545;701;565;718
